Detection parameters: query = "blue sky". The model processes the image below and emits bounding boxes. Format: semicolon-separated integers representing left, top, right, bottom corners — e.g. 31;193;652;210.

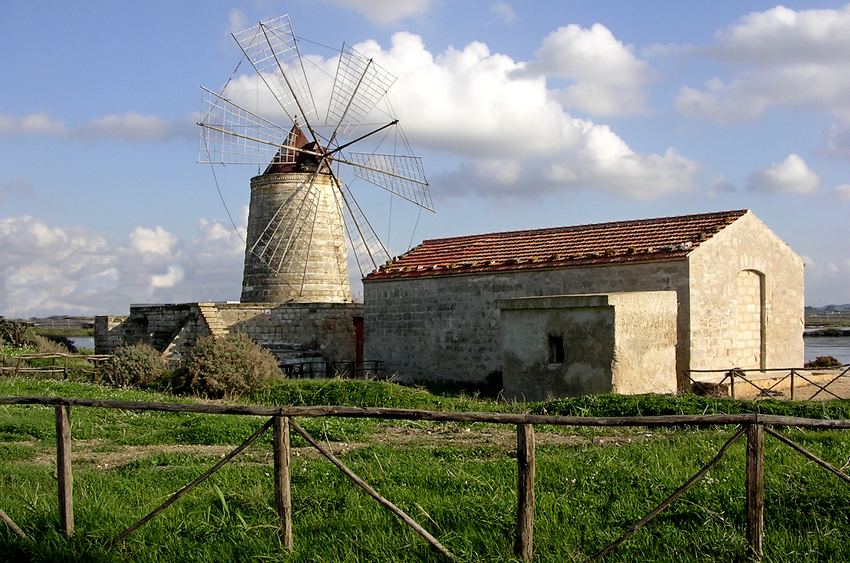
1;1;849;317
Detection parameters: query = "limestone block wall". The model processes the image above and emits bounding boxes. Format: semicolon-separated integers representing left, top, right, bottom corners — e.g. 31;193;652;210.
687;211;804;371
215;302;362;363
364;261;689;385
609;291;678;394
500;295;615;401
96;302;362;366
95;305;204;354
94;316;129;353
241;172;352;303
499;292;677;401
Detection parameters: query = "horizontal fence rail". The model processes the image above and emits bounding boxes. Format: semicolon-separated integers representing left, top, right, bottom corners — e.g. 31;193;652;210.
2;395;850;561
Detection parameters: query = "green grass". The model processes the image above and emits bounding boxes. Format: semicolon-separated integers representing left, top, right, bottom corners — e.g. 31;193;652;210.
1;378;850;561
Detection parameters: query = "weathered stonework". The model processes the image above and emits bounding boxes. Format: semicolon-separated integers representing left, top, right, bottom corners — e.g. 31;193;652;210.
363;210;804;393
365;260;690;385
241;172;352;303
687;212;804;370
499;292;678;401
95;302;362;366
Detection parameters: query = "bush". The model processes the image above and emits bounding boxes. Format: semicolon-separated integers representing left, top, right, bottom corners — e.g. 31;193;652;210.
175;333;282;398
804;355;843;369
0;319;36;348
112;343;168;388
32;334;72;355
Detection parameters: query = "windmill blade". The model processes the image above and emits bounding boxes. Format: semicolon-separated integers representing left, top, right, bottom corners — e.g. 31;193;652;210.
335;181;391;277
250;174;322;282
337;152;434;212
198;87;311;165
232;15;318;125
326;44;397;139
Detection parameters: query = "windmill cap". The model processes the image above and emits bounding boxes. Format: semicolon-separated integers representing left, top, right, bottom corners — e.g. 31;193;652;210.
264;124;330;175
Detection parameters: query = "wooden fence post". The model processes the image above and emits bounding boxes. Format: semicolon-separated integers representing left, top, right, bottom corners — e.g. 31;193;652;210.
55;404;73;537
515;423;535;561
729;370;736;399
790;370;795;401
746;423;765;560
273;415;293;550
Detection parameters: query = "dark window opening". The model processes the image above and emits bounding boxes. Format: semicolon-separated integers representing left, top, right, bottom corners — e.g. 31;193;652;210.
548;334;565;364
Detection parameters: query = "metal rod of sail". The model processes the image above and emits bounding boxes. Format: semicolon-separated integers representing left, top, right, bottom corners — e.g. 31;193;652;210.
259;23;324;153
231;32;298;125
334;156;430;186
326;56;375;149
197;122;323;160
338;181;388;270
328;119;399;156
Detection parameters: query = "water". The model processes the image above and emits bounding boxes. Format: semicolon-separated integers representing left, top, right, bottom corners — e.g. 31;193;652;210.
804;336;850;365
69;336;95;350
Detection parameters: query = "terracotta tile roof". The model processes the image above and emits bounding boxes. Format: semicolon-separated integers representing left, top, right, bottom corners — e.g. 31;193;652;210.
365;209;748;281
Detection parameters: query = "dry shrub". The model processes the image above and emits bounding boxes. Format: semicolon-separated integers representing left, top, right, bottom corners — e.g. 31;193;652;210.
112;343;168;387
33;334;71;354
176;333;282;398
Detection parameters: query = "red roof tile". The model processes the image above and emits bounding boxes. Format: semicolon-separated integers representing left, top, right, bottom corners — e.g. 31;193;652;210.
365;209;748;281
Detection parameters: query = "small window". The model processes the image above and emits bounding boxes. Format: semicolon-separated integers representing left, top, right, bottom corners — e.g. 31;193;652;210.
548;334;565;364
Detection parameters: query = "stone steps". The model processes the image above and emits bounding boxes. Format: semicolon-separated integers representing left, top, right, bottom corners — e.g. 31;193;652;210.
197;303;229;338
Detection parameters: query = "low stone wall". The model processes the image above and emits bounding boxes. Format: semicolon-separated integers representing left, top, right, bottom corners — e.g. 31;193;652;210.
95;302;362;366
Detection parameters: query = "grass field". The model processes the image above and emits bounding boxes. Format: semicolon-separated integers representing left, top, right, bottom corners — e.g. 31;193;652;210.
2;377;850;561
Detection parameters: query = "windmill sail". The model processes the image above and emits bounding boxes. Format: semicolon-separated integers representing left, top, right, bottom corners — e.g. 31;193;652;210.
200;14;433;302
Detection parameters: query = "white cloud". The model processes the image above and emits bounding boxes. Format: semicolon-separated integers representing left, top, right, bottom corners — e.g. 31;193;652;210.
129;226;177;255
0;113;66;135
0;213;248;318
677;5;850;122
748;154;820;195
223;31;694;199
524;23;650;117
322;0;432;25
151;265;184;289
76;112;173;141
490;1;517;24
835;184;850;200
0;111;194;141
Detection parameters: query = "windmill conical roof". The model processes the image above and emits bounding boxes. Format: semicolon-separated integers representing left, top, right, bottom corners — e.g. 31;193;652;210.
264;124;328;174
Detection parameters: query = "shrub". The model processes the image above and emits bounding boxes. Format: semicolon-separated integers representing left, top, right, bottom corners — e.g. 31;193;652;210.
176;333;282;398
32;334;72;355
112;343;168;387
0;319;36;348
804;355;843;369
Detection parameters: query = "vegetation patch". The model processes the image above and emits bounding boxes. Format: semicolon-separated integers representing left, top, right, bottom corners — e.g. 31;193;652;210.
174;333;282;398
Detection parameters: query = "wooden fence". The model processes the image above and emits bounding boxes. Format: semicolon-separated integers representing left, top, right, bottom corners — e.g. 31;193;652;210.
2;396;850;561
687;365;850;400
0;353;114;383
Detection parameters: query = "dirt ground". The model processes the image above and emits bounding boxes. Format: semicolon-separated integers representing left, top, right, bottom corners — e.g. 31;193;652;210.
12;423;656;471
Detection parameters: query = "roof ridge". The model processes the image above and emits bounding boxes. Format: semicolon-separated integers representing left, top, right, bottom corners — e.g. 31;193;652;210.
419;209;749;245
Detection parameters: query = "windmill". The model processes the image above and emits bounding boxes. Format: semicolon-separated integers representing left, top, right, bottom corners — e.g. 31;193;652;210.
198;15;433;303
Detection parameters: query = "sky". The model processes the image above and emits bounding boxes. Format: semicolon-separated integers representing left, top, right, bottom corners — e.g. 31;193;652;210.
1;0;849;317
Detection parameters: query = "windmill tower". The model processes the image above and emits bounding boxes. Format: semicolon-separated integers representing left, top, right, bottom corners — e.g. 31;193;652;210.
198;15;433;306
241;125;351;303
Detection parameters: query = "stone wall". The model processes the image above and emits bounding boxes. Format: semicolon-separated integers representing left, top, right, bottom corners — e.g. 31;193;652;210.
95;302;362;366
215;302;362;364
687;212;804;371
94;304;201;355
499;292;677;401
364;261;690;385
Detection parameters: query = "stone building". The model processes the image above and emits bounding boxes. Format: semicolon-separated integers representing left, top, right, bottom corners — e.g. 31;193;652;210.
96;127;362;370
363;210;804;397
